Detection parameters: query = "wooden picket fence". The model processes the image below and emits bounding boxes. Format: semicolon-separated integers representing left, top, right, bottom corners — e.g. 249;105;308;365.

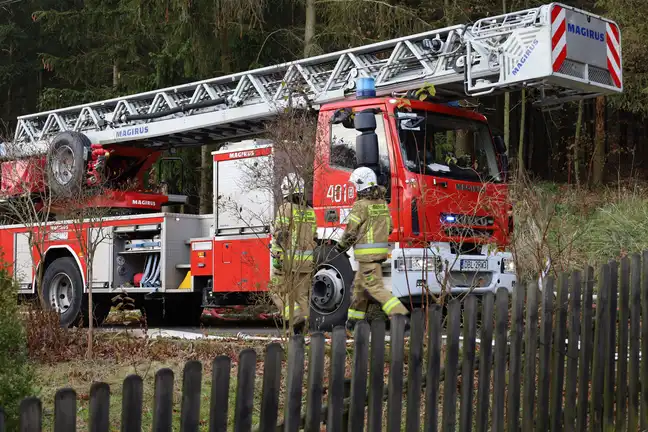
4;253;648;431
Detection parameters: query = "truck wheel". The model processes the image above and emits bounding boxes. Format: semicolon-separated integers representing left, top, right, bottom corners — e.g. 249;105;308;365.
310;244;354;332
46;131;91;198
40;257;84;328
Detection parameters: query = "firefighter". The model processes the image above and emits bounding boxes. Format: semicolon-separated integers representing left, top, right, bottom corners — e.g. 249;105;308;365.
336;167;409;331
270;173;317;334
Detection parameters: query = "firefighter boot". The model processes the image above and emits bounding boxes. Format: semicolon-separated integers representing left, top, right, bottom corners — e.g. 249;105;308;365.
345;318;360;338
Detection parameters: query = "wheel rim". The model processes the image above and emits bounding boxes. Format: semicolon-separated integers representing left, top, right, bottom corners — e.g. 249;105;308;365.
311;265;346;315
51;145;76;186
49;272;74;314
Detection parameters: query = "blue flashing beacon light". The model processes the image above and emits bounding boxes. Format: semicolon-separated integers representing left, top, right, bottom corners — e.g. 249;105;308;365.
447;100;460;107
356;77;376;99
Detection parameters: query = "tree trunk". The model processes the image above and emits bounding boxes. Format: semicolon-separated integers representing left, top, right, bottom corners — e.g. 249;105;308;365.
517;89;526;173
5;44;12;119
199;146;210;214
112;61;119;90
574;100;583;188
303;0;316;58
592;96;606;186
502;0;510;157
86;264;93;360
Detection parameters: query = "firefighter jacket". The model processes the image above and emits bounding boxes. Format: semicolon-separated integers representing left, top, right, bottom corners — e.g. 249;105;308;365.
271;200;317;273
339;191;393;263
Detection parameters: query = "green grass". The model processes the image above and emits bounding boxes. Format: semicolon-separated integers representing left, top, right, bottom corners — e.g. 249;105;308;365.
33;352;271;430
512;180;648;279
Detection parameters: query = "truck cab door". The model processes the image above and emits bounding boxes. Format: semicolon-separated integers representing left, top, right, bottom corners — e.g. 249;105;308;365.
313;106;396;235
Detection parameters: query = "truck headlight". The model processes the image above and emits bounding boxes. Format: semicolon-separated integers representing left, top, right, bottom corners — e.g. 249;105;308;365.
395;256;441;272
502;258;516;274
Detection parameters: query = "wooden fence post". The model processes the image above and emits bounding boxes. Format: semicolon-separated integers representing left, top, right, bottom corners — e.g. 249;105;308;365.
550;273;569;432
387;314;407;432
304;333;325;432
284;335;305;432
603;261;619;429
19;397;41;432
459;295;478;432
180;361;202;432
492;288;510;432
616;257;631;432
522;282;539;431
89;382;110;432
564;270;582;432
442;300;461;431
537;276;555;432
641;251;648;430
476;292;495;432
592;263;611;431
367;320;386;432
348;320;370;432
53;388;76;432
258;343;283;432
152;368;174;432
424;305;442;432
576;266;594;432
233;349;257;432
121;376;143;432
508;282;526;432
327;326;347;432
628;254;642;431
209;356;231;432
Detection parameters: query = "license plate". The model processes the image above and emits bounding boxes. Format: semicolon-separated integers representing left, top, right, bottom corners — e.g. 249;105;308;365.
460;259;488;271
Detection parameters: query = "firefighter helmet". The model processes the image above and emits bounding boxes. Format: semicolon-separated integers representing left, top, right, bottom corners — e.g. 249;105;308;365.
280;173;305;197
349;167;378;192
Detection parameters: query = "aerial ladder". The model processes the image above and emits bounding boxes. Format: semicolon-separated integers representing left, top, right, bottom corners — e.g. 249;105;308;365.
12;3;621;151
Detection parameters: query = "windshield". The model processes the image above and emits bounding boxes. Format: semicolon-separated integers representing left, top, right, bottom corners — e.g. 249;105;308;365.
397;109;501;183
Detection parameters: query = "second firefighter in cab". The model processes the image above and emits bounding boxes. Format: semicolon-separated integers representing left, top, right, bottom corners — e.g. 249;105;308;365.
336;167;410;332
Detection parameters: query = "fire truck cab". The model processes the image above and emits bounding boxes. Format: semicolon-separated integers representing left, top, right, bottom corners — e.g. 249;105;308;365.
199;92;515;329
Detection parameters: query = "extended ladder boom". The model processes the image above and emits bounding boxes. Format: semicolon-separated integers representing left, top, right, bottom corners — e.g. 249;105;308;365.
13;2;622;153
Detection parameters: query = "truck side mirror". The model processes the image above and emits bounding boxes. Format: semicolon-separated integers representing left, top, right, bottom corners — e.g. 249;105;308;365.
354;111;379;169
493;135;506;155
493;136;509;180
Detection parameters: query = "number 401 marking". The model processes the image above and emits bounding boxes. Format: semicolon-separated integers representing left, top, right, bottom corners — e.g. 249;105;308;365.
326;184;355;203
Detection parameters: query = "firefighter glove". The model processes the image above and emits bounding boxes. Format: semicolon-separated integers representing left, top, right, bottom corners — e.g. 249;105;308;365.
272;257;283;270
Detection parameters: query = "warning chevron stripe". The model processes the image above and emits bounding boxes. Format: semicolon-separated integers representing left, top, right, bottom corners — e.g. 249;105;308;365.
551;5;567;72
606;22;622;88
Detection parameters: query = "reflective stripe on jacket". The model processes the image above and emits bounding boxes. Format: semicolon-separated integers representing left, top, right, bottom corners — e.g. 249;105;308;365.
339;197;393;262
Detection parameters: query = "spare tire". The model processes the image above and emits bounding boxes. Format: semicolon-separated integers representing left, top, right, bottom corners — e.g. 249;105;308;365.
46;131;91;198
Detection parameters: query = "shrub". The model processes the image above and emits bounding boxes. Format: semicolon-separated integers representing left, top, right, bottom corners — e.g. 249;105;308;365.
0;262;34;429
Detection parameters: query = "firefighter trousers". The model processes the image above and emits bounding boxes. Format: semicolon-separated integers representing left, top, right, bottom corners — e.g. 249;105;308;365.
270;268;311;326
347;262;409;322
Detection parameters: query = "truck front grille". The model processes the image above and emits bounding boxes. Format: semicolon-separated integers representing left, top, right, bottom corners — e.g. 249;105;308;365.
448;271;493;288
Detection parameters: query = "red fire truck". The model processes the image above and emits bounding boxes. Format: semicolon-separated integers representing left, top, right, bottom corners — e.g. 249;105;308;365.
0;3;622;329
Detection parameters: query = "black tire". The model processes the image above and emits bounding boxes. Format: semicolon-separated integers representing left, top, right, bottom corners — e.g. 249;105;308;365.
40;257;84;328
46;131;91;198
309;244;354;332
